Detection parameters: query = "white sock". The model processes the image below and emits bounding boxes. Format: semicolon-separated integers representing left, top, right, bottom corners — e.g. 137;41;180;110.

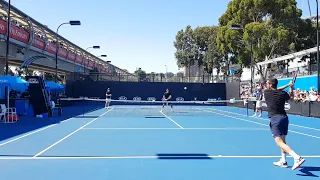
281;152;286;163
289;150;300;160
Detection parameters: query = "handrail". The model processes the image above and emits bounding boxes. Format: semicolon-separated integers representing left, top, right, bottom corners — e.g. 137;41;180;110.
0;0;134;76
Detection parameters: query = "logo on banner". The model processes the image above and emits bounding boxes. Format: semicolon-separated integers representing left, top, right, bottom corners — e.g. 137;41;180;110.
147;97;156;101
118;96;127;100
28;78;39;84
133;97;141;101
176;97;184;101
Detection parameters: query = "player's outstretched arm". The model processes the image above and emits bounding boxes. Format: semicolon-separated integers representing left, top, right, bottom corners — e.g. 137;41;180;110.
277;81;294;91
288;83;295;101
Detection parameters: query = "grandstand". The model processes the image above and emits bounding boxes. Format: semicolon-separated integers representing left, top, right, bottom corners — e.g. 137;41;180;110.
0;0;137;81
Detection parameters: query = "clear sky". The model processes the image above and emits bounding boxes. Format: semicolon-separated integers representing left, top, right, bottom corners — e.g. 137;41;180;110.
6;0;318;74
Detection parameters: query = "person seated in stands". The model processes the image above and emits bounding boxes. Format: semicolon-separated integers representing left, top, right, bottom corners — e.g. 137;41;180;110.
316;92;320;102
9;89;20;98
20;90;30;98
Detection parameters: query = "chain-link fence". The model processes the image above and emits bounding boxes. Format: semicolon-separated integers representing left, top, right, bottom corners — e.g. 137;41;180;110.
66;71;243;83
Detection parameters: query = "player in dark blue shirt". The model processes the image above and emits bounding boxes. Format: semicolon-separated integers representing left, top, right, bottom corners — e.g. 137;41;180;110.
161;88;173;112
264;78;305;170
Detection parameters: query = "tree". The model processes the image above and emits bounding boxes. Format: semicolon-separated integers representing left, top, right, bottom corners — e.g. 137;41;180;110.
217;0;314;81
193;26;221;75
174;25;198;79
166;72;174;78
177;72;184;77
134;68;147;80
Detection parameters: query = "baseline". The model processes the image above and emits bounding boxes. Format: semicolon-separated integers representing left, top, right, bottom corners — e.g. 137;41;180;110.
82;127;269;131
0;155;320;160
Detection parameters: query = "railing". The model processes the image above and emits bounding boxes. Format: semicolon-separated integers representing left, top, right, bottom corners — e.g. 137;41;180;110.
267;64;317;79
0;1;133;76
77;72;243;83
230;100;320;118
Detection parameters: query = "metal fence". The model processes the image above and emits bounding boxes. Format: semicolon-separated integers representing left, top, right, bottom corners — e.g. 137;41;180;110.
66;71;242;83
65;63;316;85
267;64;317;79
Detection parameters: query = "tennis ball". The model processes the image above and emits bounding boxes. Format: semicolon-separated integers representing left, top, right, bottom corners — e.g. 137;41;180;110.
229;98;236;103
184;87;187;90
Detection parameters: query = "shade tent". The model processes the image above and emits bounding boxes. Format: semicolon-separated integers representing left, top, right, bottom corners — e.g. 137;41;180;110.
45;81;65;94
0;75;29;99
0;79;11;110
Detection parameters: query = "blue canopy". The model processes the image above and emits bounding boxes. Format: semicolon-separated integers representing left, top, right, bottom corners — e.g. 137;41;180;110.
45;81;65;94
0;75;29;98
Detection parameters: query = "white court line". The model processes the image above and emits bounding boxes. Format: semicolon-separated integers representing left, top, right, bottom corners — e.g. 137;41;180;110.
82;127;269;130
201;109;320;139
33;108;114;158
0;155;320;160
210;107;320;132
0;107;103;147
160;111;184;129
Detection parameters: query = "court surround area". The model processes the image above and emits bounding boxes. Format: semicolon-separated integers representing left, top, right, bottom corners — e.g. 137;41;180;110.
0;98;319;180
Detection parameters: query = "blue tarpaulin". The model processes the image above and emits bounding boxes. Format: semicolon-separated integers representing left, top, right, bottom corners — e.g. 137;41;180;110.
0;75;29;98
45;81;65;94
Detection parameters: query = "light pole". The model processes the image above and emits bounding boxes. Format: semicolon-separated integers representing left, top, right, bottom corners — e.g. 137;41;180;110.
4;0;11;75
316;0;319;93
165;65;167;82
82;46;100;81
99;55;107;58
86;46;100;51
55;21;81;83
230;24;254;93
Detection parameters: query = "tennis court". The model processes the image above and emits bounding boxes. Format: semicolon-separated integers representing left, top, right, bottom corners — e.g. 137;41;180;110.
0;99;319;180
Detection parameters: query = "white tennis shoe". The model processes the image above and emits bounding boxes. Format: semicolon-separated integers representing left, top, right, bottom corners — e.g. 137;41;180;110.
273;160;288;168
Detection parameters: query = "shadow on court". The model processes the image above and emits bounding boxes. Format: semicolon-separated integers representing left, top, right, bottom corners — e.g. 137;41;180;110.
157;153;212;160
297;166;320;177
0;105;102;143
0;153;213;160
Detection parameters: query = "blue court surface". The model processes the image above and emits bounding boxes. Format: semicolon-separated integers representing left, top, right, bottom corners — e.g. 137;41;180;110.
0;103;320;180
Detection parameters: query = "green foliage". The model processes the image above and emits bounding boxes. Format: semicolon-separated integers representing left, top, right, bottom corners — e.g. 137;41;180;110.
174;25;198;68
215;0;315;80
174;25;223;74
134;68;147;79
173;0;316;81
166;72;174;78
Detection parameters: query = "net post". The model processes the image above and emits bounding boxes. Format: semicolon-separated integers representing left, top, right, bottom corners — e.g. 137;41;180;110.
246;99;249;116
82;97;84;117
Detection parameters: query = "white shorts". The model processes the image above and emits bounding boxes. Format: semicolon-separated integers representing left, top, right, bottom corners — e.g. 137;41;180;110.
256;100;262;108
106;99;111;103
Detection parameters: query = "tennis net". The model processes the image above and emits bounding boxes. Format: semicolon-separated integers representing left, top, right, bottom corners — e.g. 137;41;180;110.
58;97;250;117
